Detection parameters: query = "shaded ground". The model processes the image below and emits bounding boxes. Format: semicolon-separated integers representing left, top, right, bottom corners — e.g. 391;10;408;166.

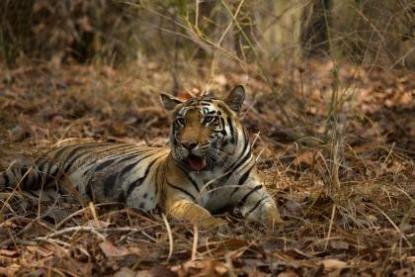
0;60;414;276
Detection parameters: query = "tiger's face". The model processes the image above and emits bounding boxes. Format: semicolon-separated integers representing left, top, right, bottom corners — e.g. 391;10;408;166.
161;86;246;171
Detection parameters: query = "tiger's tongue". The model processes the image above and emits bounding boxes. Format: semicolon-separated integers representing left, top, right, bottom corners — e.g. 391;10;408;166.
187;155;207;171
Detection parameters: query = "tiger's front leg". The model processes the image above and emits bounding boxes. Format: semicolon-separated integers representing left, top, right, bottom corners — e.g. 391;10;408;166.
165;197;226;229
235;173;283;230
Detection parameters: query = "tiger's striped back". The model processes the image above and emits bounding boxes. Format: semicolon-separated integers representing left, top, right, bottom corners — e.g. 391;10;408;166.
1;142;170;211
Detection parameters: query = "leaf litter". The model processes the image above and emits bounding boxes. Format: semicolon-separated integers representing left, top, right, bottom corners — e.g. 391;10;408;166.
0;58;414;276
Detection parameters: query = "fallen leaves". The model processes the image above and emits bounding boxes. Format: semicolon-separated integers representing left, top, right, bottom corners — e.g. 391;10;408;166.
0;264;20;276
328;240;350;251
1;59;415;276
292;150;317;167
115;266;178;277
99;240;141;258
172;260;230;277
321;258;348;270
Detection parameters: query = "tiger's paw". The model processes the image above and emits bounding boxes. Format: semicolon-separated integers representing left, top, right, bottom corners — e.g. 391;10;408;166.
197;217;227;230
263;203;284;232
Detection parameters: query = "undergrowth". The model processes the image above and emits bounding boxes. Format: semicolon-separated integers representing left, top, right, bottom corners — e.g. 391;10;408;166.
0;58;414;276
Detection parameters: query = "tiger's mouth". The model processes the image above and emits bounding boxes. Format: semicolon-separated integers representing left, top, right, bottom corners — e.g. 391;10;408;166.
185;154;207;171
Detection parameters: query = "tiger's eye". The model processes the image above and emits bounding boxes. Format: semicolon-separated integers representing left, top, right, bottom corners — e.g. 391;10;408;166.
203;116;217;124
176;118;185;126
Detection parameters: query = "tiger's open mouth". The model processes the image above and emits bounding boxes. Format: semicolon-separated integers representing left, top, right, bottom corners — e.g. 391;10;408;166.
186;154;207;171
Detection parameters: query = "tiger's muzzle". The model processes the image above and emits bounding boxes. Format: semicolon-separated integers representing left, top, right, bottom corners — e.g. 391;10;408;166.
180;141;208;171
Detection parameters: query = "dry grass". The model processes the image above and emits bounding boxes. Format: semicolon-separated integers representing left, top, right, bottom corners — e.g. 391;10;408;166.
0;58;414;276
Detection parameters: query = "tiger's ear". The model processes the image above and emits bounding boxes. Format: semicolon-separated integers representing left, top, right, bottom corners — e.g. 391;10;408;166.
225;85;245;113
160;93;183;111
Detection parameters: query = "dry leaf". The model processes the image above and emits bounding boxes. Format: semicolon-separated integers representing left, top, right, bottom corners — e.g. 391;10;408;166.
0;263;20;276
293;151;316;167
114;267;137;277
148;266;177;277
329;240;349;250
321;259;347;270
283;199;303;216
26;246;53;257
393;268;414;277
277;271;300;277
0;249;19;257
99;240;140;258
213;74;227;86
111;121;127;136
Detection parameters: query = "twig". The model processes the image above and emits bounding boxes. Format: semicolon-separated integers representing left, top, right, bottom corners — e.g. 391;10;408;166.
324;204;336;250
40;226;106;240
368;203;412;247
162;213;174;262
191;224;199;261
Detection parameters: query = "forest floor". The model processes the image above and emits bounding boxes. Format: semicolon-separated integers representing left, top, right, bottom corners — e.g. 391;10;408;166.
0;59;414;276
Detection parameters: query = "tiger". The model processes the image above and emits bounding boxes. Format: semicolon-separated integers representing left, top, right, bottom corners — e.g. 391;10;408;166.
0;85;282;230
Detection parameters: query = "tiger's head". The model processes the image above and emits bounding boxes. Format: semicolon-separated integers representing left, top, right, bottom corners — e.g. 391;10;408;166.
160;85;247;171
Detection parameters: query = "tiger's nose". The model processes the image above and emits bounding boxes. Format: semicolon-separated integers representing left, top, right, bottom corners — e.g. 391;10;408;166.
182;140;198;150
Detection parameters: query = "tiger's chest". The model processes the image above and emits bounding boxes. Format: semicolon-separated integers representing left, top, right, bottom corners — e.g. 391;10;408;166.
189;168;235;212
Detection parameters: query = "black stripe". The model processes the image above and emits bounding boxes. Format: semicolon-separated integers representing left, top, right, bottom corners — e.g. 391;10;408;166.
231;163;255;195
3;173;9;186
85;180;94;200
50;164;60;176
219;117;227;135
36;157;51;173
245;197;267;217
233;135;250;167
25;171;36;189
117;191;126;203
48;165;63;183
17;166;31;188
233;150;252;172
42;171;60;190
24;166;41;189
238;185;263;206
81;144;136;170
172;136;178;146
95;157;119;171
63;143;121;172
63;152;86;172
221;139;252;184
103;172;119;197
154;163;161;196
119;152;159;179
167;181;196;201
63;144;100;172
19;167;32;190
38;160;65;189
95;158;117;171
38;145;70;167
51;144;77;161
39;148;61;171
118;162;136;177
125;157;160;196
91;144;131;157
48;143;96;166
185;173;200;193
238;164;254;186
117;153;140;164
227;117;235;143
82;166;93;177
